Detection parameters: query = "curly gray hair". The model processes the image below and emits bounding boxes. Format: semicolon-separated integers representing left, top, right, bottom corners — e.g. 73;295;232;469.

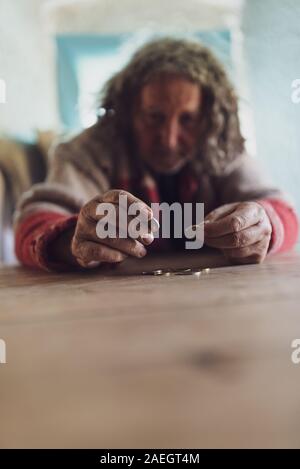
98;37;245;175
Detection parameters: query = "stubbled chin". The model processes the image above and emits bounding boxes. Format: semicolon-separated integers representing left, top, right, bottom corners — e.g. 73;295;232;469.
151;158;186;174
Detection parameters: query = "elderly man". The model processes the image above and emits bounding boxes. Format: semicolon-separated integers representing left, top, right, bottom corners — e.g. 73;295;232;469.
14;38;298;271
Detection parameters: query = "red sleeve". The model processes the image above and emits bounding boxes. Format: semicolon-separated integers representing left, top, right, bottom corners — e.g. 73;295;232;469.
257;198;299;254
15;212;79;271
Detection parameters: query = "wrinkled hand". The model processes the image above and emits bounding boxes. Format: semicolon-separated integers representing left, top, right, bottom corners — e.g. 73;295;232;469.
204;201;272;264
71;190;156;268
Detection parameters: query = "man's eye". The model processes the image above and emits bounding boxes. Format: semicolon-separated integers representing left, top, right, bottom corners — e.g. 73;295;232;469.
145;113;164;125
180;114;197;127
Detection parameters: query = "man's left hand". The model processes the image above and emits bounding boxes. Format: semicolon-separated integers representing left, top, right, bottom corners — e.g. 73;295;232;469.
204;201;272;264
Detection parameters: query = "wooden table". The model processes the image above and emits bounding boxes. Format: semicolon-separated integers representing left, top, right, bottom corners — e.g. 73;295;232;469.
0;248;300;448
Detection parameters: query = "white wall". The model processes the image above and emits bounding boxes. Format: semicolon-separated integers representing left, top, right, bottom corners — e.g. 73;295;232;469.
242;0;300;212
0;0;59;139
0;0;243;139
44;0;242;34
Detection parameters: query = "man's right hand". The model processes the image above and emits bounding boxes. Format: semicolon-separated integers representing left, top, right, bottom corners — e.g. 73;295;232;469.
71;190;157;268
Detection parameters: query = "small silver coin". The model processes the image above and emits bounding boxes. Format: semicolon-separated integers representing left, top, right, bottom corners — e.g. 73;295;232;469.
170;269;202;276
142;267;205;276
142;269;167;276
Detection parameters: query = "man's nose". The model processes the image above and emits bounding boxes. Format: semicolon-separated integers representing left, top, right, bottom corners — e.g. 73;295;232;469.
161;120;180;150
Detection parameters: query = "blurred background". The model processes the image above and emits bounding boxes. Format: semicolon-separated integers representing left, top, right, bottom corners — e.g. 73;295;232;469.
0;0;299;263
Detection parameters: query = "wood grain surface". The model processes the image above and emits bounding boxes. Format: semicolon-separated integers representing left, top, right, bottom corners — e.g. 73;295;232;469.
0;248;300;448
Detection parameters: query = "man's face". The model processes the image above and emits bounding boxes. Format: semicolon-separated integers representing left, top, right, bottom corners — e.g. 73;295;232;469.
132;74;202;174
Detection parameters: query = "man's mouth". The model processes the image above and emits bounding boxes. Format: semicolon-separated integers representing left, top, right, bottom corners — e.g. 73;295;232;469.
146;150;189;173
157;153;183;165
155;157;186;174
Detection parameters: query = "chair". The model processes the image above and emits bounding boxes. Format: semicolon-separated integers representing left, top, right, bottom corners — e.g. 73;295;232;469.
0;136;48;264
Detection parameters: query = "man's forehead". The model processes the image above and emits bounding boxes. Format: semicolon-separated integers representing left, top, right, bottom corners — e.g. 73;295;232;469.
137;75;201;111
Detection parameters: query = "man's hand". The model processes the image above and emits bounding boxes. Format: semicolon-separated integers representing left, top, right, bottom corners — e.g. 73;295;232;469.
204;201;272;264
71;190;156;268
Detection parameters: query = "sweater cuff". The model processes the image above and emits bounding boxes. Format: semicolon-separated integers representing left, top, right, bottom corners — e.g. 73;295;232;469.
15;212;79;271
256;199;285;254
256;198;299;255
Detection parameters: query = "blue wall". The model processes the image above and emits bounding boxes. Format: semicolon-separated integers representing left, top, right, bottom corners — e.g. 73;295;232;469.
242;0;300;213
56;31;232;131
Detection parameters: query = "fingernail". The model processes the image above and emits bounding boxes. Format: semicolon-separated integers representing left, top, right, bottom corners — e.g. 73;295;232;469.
139;246;147;257
87;261;101;268
148;207;154;218
185;222;205;238
150;217;160;233
185;225;197;238
136;202;153;218
142;233;154;244
116;253;126;263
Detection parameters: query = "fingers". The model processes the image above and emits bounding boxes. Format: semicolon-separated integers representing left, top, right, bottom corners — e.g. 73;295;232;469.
81;191;159;245
81;192;152;226
204;220;269;249
203;202;272;265
74;217;148;259
72;239;128;267
78;204;155;248
108;203;158;243
101;190;153;220
204;202;265;238
72;186;159;268
94;236;148;258
72;190;160;268
204;202;238;223
221;236;271;265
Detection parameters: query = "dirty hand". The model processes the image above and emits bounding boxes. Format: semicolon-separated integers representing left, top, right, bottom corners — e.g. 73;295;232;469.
71;190;156;268
203;201;272;264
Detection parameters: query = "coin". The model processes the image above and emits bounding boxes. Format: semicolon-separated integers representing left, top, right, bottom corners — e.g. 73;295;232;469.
142;269;167;276
202;268;211;274
142;267;206;276
170;270;202;276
